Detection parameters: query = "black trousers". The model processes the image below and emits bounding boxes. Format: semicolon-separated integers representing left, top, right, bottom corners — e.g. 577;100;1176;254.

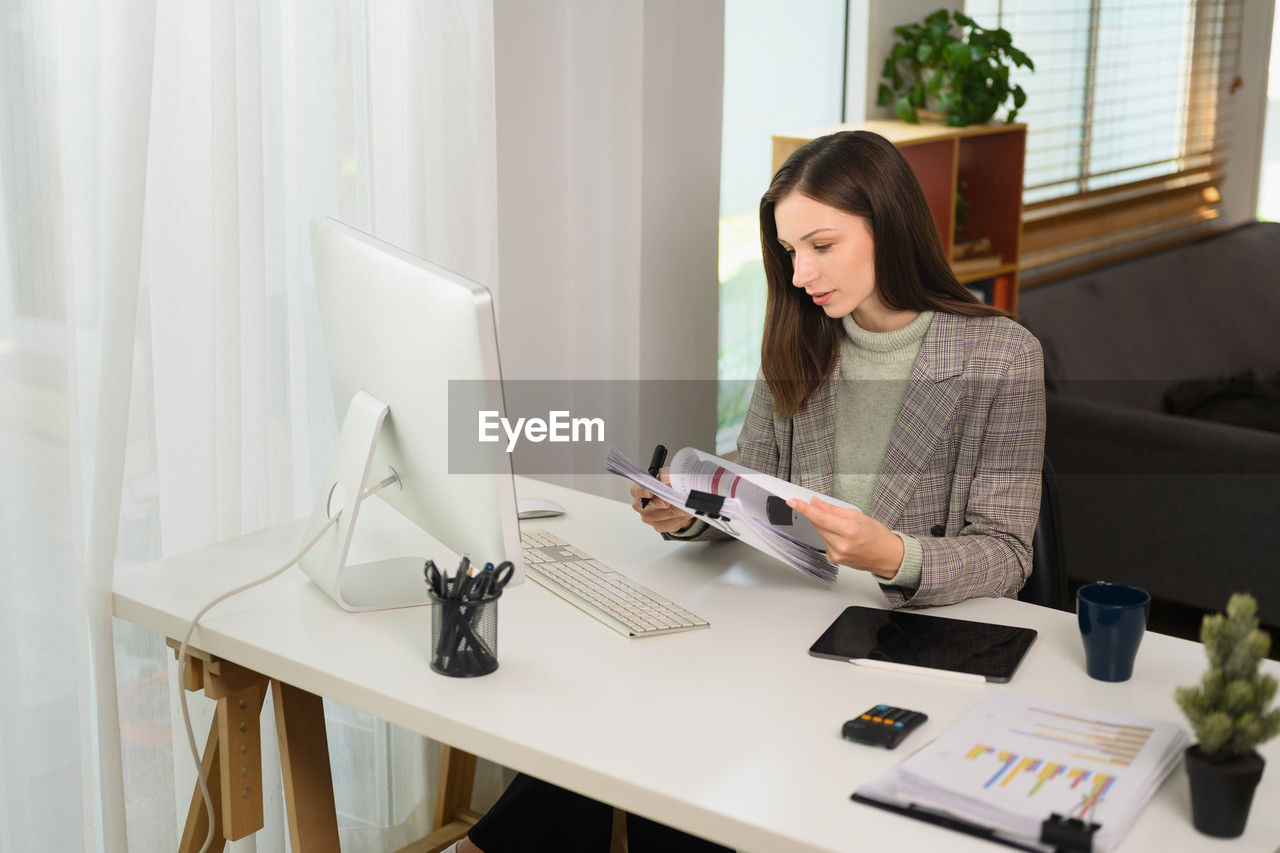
467;773;733;853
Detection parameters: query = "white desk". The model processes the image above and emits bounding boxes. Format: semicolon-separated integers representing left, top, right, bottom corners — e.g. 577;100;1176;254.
113;477;1280;852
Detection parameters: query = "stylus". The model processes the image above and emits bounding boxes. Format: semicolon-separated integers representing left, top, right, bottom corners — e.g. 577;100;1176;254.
849;658;986;685
639;444;668;509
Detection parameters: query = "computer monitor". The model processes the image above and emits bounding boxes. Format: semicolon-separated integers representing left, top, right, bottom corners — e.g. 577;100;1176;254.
301;218;523;611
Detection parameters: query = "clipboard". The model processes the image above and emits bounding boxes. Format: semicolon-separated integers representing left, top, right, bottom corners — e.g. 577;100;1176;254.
808;606;1037;683
851;790;1101;853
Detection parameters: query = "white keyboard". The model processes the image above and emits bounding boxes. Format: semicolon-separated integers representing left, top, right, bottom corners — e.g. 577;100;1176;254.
520;529;709;637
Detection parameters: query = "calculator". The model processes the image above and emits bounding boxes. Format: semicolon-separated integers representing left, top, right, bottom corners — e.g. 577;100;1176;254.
842;704;927;749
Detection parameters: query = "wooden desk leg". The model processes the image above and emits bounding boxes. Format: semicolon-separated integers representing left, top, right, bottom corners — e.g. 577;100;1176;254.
397;749;628;853
273;681;340;853
217;680;267;839
170;642;340;853
179;704;227;853
177;647;271;850
395;745;482;853
610;808;629;853
433;746;477;830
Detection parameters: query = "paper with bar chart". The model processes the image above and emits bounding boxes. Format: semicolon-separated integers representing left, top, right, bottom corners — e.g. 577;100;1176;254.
856;693;1189;852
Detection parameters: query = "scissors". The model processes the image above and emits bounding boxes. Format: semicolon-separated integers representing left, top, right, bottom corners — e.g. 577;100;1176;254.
475;561;515;599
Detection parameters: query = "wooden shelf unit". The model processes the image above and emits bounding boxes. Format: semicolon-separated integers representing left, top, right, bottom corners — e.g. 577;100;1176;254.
771;119;1027;314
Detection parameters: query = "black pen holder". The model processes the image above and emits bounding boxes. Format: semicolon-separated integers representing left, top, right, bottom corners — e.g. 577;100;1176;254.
429;592;500;677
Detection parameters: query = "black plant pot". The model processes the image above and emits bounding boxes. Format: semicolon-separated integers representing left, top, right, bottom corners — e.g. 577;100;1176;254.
1184;745;1265;838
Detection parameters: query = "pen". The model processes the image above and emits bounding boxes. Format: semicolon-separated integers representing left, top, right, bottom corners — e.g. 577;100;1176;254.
639;444;668;509
453;556;471;599
849;658;986;685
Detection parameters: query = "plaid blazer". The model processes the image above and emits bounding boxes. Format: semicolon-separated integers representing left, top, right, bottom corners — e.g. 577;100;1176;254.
718;312;1045;608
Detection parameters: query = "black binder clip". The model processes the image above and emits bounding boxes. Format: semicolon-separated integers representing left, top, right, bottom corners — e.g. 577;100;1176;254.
1040;813;1100;853
685;489;726;521
765;495;794;526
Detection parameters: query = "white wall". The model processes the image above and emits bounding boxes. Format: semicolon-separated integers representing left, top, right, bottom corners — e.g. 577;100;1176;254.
1218;0;1276;227
493;0;723;496
849;0;964;121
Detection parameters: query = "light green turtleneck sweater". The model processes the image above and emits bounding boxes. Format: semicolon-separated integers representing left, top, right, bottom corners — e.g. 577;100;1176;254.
832;310;933;591
675;311;932;591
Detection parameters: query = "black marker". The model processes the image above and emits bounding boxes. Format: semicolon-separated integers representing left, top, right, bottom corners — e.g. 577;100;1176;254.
639;444;668;509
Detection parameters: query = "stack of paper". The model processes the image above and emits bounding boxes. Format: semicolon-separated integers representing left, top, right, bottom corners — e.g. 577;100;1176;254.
604;446;853;584
858;693;1189;852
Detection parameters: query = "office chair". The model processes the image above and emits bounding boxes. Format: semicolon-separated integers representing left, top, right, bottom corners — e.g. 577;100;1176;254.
1018;455;1070;610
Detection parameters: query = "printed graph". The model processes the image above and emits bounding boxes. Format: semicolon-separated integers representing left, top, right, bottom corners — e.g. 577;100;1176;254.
964;745;1116;819
1012;705;1153;767
957;706;1157;820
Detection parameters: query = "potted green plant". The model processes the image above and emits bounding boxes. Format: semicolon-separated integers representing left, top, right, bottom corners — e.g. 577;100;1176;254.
878;9;1033;127
1173;593;1280;837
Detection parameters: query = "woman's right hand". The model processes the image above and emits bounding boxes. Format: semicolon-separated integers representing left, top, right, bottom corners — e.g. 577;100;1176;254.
630;468;696;535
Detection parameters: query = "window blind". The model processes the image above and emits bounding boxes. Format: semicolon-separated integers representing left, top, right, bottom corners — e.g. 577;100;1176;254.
965;0;1242;285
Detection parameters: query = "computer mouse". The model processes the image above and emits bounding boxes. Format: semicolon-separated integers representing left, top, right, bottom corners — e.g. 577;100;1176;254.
517;497;567;520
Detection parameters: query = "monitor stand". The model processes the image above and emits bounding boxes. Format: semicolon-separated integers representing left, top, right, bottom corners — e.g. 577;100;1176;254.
297;390;430;611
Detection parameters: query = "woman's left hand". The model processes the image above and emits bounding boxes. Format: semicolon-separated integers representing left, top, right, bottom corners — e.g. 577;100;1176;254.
786;497;904;580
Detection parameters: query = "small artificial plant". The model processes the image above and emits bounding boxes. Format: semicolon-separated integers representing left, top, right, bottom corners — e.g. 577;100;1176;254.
878;9;1033;127
1174;593;1280;760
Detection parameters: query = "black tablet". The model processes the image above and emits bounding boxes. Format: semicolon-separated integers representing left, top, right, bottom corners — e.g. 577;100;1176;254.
808;606;1037;683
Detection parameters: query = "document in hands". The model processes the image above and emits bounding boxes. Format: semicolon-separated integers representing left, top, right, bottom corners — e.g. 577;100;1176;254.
604;446;857;584
854;693;1191;852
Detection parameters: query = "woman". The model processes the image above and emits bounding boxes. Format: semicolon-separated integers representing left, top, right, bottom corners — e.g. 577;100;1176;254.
649;129;1044;608
455;130;1045;852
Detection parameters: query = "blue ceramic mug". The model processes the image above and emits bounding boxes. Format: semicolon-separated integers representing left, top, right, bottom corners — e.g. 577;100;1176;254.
1077;582;1150;682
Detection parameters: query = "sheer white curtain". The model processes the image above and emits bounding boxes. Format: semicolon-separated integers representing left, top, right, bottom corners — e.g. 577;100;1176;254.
1;1;156;850
2;2;504;850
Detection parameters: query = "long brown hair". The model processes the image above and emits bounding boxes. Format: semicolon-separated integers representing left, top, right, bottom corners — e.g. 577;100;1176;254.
759;130;1007;417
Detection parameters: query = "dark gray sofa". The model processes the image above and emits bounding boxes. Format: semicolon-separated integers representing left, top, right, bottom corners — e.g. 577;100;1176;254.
1019;221;1280;628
